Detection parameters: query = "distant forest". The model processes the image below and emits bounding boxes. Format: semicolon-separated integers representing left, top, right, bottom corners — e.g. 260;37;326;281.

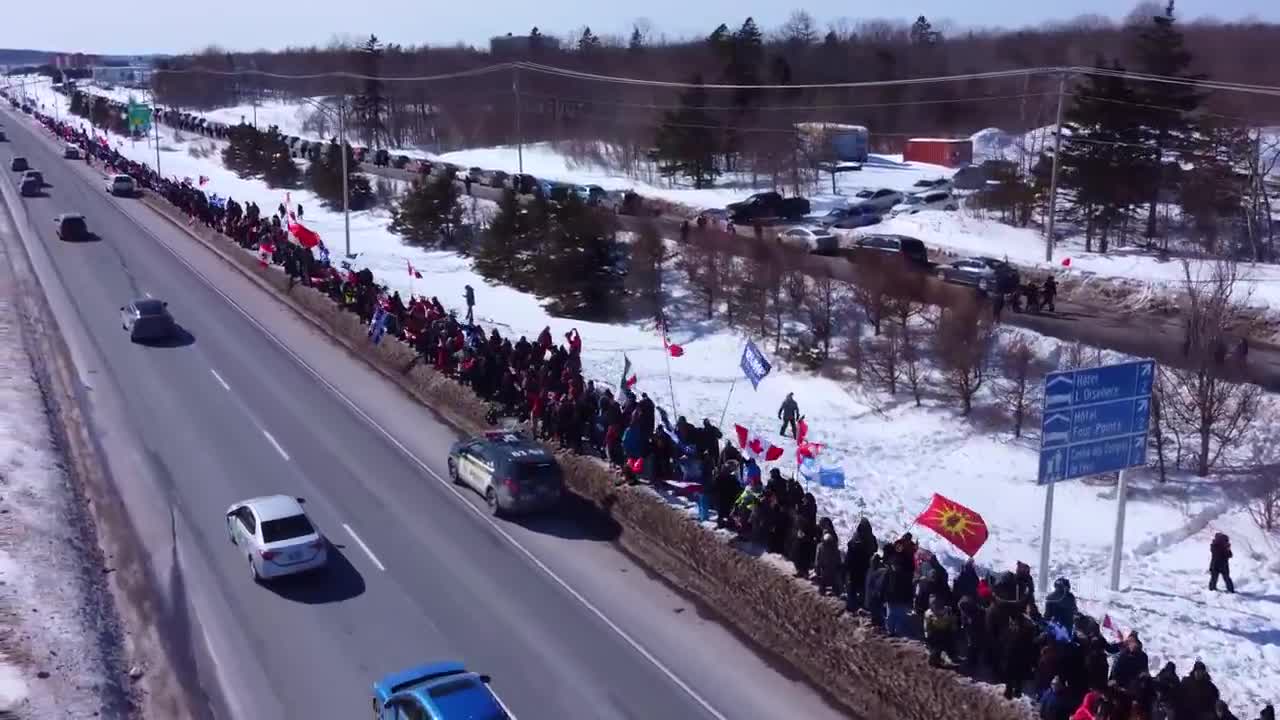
149;4;1280;155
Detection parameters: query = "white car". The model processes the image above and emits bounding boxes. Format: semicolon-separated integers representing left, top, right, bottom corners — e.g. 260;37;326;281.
778;225;840;254
849;187;903;213
909;177;953;195
105;174;136;197
889;190;959;216
63;144;81;159
225;495;328;582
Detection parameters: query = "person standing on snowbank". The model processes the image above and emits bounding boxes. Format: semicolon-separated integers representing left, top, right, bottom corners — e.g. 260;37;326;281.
778;393;800;438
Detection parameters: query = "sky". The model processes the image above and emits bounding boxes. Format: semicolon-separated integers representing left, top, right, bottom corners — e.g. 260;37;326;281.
2;0;1278;57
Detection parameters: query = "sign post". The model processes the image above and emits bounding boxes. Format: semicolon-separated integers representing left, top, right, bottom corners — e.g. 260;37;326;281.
1038;359;1155;592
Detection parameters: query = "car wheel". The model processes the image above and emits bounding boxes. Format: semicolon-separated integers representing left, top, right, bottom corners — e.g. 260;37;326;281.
936;270;947;281
485;487;504;518
249;555;262;583
977;278;988;292
447;458;461;485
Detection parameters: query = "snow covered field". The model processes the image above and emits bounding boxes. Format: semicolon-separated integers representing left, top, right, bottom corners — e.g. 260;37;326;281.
0;212;127;716
11;78;1280;715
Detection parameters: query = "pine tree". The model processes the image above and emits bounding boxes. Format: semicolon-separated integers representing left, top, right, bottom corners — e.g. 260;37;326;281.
654;76;720;188
353;35;389;149
539;198;626;320
1132;1;1205;238
306;140;373;210
474;189;523;285
911;16;940;46
1058;59;1145;253
578;27;601;54
262;129;300;188
390;172;463;247
628;26;645;54
222;123;263;178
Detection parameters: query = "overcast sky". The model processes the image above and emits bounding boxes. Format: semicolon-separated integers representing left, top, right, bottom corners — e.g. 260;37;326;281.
3;0;1278;56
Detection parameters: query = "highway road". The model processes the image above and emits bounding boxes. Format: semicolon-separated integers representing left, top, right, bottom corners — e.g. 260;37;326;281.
0;110;850;720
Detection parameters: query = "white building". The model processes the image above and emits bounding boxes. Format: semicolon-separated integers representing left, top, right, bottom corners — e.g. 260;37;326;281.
90;66;152;87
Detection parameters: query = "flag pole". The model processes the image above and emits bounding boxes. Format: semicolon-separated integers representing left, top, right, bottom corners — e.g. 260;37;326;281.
717;379;737;429
664;346;678;419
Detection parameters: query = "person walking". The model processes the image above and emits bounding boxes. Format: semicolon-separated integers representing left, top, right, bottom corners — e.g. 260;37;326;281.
1209;533;1235;593
1043;275;1058;312
778;393;800;438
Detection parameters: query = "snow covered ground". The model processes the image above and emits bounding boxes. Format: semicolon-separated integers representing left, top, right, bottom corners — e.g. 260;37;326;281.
12;77;1280;715
0;211;128;716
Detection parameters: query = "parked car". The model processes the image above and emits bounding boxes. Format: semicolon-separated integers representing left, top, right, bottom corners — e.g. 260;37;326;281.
467;166;485;183
726;191;810;223
828;204;883;230
10;156;29;172
889;190;959;216
63;144;81;159
54;213;89;241
909;177;953;194
950;165;988;191
105;174;136;197
509;173;539;195
447;430;564;516
851;234;930;269
372;662;509;720
778;225;840;254
849;187;903;213
225;494;328;582
487;170;509;189
936;256;1021;294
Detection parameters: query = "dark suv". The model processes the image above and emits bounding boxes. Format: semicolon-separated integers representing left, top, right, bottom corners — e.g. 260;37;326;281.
447;430;564;516
852;234;930;270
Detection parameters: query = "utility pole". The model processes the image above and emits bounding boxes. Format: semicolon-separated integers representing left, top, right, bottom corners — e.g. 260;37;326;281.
513;66;524;174
1044;71;1067;263
338;95;351;259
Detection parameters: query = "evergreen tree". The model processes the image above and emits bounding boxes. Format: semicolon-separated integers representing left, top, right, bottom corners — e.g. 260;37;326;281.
654;76;721;188
474;189;524;285
390;172;464;247
261;128;300;188
353;35;389;149
306;140;373;210
578;27;601;54
706;23;731;53
628;26;645;54
538;198;626;320
1132;1;1205;238
222;123;263;178
911;16;940;46
1059;59;1145;253
528;26;544;54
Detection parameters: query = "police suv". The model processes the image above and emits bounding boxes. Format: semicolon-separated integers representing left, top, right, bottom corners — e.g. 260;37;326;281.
447;431;565;517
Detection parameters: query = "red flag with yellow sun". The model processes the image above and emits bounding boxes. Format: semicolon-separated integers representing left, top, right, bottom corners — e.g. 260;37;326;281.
915;493;989;557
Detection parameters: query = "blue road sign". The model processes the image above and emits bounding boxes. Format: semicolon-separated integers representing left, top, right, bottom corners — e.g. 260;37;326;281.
1039;360;1155;484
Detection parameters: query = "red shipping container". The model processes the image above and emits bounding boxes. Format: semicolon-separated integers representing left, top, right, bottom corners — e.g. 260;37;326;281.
904;138;973;168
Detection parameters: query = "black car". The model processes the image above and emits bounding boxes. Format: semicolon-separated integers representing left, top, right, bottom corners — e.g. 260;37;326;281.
851;234;930;269
10;157;29;172
120;298;177;343
54;213;89;241
447;430;564;516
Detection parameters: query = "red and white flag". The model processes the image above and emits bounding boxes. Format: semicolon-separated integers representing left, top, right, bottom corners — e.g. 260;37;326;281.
1102;614;1124;643
796;418;823;464
287;220;321;249
258;241;275;268
734;425;784;462
658;317;684;357
406;259;422;279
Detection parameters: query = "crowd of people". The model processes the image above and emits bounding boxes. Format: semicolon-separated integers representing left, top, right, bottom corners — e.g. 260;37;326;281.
24;107;1271;720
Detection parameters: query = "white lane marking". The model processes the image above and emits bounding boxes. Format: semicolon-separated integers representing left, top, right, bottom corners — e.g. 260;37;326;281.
342;523;386;572
123;205;729;720
260;429;290;462
209;368;231;391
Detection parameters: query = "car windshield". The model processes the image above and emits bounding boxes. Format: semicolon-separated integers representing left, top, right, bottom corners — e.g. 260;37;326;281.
428;679;506;720
855;190;874;198
903;195;923;205
514;462;560;487
261;514;315;543
134;299;166;316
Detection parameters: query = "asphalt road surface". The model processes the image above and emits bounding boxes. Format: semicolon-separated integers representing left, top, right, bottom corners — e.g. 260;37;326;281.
0;110;850;720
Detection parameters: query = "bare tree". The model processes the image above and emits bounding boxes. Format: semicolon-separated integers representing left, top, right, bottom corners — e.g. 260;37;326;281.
1160;259;1262;476
997;334;1037;437
901;323;927;406
629;219;672;319
867;322;905;394
1244;436;1280;534
804;269;844;362
934;304;996;415
677;241;721;319
852;263;891;335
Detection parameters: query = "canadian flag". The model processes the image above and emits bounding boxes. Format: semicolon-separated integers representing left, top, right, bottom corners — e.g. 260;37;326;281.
657;316;685;357
258;241;275;268
735;425;784;462
1102;614;1124;643
406;259;422;279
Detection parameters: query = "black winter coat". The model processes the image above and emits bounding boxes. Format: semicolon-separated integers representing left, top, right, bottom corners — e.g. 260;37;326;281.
1110;646;1150;690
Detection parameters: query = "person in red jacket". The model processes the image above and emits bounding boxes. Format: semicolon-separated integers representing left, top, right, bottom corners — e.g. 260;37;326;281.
565;328;582;356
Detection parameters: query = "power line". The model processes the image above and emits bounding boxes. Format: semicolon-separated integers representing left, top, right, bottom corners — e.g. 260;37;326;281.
517;90;1058;113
